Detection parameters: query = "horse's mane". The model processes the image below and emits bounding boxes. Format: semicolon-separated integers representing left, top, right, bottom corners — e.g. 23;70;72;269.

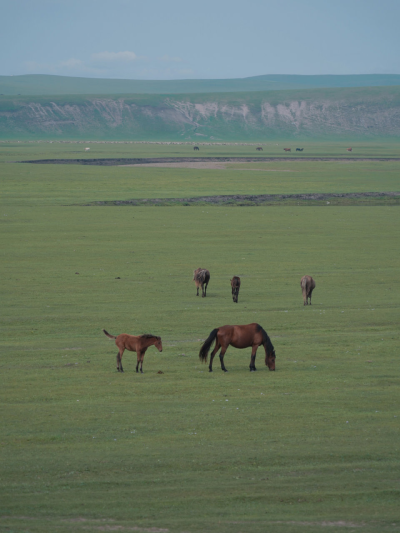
256;324;275;354
140;334;160;340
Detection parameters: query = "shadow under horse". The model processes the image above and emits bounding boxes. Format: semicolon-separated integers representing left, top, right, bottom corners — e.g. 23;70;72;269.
199;323;276;372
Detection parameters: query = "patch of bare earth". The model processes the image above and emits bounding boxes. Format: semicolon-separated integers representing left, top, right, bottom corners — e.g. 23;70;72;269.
119;162;295;171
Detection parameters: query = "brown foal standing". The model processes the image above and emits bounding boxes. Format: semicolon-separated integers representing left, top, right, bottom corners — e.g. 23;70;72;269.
103;330;162;373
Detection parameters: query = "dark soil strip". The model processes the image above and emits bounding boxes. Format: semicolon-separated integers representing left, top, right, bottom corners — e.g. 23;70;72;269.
83;191;400;207
20;157;400;166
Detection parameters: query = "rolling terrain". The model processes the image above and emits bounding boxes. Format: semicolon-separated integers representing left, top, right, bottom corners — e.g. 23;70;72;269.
1;86;400;141
2;73;400;96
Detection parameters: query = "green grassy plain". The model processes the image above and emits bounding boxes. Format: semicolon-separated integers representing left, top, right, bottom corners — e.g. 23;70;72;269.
2;73;400;95
1;142;400;533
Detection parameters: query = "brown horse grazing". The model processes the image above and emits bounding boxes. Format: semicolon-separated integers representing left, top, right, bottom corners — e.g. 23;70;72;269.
103;329;162;373
300;275;316;306
230;276;241;303
283;148;291;152
199;323;276;373
256;147;263;151
193;146;200;151
347;147;353;152
193;268;210;297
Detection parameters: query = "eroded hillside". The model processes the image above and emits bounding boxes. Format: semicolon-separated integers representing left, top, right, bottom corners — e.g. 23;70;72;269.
1;86;399;140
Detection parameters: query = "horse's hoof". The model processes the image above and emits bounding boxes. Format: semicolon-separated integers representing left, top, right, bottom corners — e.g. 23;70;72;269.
209;369;213;372
223;370;228;373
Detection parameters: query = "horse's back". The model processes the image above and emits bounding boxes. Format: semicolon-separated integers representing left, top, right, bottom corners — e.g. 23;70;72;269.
301;275;315;291
231;276;240;288
116;333;139;351
219;323;262;348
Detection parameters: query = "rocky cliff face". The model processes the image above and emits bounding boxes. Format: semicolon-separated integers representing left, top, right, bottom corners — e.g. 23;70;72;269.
1;87;399;140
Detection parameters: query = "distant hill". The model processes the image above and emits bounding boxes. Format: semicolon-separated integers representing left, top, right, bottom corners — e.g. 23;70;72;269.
1;74;400;96
1;86;400;141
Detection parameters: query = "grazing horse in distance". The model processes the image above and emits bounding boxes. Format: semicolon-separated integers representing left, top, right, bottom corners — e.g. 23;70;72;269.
230;276;241;303
347;148;353;152
296;148;304;152
193;268;210;297
256;147;263;151
199;323;276;372
193;146;200;151
283;148;291;152
103;329;162;373
300;275;315;306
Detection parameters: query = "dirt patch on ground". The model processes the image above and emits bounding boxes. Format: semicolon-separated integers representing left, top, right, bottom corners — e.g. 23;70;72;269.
120;162;295;171
20;157;400;166
84;191;400;207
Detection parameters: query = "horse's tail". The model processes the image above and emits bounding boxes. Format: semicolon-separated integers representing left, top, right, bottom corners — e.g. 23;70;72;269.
199;328;218;363
103;329;117;340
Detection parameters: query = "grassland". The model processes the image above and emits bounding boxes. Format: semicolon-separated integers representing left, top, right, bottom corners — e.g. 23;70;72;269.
1;142;400;533
2;73;400;96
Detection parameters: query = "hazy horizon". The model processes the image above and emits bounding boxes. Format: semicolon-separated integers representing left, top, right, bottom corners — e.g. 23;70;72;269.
2;0;400;81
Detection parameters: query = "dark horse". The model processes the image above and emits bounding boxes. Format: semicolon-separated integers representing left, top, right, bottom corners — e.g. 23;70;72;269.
230;276;241;303
193;268;210;297
199;323;276;372
300;275;315;306
193;146;200;151
296;148;304;151
256;147;263;151
103;329;162;373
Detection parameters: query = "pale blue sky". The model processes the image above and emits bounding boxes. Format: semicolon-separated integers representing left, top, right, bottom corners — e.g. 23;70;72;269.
2;0;400;79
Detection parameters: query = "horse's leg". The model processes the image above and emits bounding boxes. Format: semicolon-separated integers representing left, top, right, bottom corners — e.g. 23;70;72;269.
209;340;221;372
309;290;313;305
204;281;208;297
117;349;124;372
250;346;258;371
219;344;228;372
139;352;146;373
196;284;199;296
136;352;140;373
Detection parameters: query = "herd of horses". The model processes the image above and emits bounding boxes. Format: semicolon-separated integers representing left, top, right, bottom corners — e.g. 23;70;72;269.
103;269;315;374
193;146;352;152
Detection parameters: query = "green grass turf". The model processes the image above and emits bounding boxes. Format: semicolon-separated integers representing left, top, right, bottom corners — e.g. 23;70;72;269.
2;73;400;95
1;142;400;533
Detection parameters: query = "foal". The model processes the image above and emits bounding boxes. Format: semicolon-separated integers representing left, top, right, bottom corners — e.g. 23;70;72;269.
193;268;210;297
230;276;241;303
103;329;162;373
300;275;316;306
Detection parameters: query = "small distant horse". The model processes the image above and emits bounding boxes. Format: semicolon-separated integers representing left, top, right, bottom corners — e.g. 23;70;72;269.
283;148;291;152
193;268;210;297
256;147;263;151
347;148;353;152
300;275;315;306
230;276;241;303
193;146;200;151
103;329;162;373
296;148;304;152
199;323;276;372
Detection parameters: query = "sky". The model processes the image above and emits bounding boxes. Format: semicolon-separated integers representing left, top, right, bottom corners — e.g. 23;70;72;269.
1;0;400;80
